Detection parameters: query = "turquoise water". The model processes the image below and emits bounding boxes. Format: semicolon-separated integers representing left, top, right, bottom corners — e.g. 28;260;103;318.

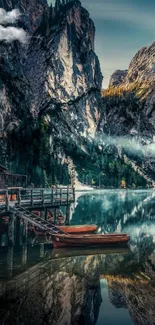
0;189;155;325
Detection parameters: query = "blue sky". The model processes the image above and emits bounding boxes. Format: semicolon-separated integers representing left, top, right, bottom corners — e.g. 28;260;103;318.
49;0;155;87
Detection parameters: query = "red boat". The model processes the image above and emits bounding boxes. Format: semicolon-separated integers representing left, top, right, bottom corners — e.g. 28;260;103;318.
34;225;97;236
50;233;130;248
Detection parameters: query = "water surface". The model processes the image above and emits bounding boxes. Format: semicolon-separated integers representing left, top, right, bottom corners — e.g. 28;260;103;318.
1;189;155;325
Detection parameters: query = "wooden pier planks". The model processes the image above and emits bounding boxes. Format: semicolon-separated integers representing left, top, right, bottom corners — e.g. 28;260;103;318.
0;186;75;211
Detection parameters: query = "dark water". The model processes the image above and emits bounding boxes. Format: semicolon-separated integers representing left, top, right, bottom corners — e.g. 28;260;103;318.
1;189;155;325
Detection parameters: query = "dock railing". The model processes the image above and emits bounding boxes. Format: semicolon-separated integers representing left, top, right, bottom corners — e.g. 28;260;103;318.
0;186;75;211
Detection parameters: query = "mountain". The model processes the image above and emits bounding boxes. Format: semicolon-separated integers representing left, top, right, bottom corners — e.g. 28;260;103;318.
0;0;150;188
99;41;155;186
0;0;103;185
0;0;48;33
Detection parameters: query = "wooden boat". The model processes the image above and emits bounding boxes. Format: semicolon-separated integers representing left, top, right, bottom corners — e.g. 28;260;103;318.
50;233;130;248
34;224;97;236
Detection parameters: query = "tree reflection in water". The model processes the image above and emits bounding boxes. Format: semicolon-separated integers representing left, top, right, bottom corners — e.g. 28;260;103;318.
1;190;155;324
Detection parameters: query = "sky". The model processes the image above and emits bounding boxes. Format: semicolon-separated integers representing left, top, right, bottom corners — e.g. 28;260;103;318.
49;0;155;88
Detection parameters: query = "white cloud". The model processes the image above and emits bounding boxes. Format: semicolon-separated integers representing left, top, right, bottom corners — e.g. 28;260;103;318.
0;8;27;44
0;8;21;25
0;25;27;43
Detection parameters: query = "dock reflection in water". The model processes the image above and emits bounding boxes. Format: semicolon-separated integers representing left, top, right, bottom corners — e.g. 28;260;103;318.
1;189;155;324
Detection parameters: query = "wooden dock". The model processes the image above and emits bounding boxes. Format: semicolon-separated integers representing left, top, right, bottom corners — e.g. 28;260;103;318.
0;186;75;212
0;186;75;246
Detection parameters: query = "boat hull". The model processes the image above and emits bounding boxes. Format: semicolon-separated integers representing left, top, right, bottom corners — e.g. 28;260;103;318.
51;233;130;248
34;225;97;236
51;247;129;259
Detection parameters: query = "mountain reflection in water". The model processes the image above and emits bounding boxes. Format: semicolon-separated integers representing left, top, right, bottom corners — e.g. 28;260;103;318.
1;190;155;325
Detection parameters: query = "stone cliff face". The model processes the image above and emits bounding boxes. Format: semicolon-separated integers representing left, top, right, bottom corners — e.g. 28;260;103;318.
25;0;102;134
1;0;148;187
0;0;102;183
0;0;48;33
99;41;155;185
109;69;128;87
102;42;155;138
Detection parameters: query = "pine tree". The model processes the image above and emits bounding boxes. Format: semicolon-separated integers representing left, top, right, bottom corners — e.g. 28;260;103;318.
55;0;61;12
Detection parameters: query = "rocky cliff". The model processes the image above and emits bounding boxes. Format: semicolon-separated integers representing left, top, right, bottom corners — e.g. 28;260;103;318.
0;0;103;185
0;0;150;187
99;41;155;185
109;69;128;87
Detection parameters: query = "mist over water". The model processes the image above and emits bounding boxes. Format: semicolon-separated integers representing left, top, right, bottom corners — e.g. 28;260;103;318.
97;134;155;157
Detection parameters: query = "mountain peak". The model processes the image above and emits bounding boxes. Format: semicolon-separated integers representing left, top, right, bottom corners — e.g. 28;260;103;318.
109;70;128;87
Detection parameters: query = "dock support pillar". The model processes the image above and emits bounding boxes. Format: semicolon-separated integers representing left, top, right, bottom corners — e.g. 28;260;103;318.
66;205;70;225
15;216;21;246
45;209;48;221
40;211;45;219
7;246;14;279
22;244;27;267
22;220;28;267
54;208;57;223
8;213;15;246
22;220;28;243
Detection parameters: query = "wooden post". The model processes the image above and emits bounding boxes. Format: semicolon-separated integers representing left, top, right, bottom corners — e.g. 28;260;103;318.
22;219;28;243
67;185;69;204
22;243;27;267
31;189;33;206
7;246;14;279
54;208;57;223
51;186;54;204
8;213;15;246
40;210;45;219
25;175;28;188
45;209;48;221
18;188;21;206
55;186;58;201
60;188;62;204
66;204;70;225
15;216;21;246
41;189;44;207
6;189;9;211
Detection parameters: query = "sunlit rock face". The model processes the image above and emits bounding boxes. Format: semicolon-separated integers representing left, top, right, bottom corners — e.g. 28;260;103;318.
0;0;102;173
101;41;155;138
25;0;102;137
123;42;155;136
99;42;155;184
126;42;155;86
109;69;128;87
112;42;155;130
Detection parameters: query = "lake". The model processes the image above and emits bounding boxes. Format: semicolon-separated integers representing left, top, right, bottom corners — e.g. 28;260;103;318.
1;189;155;325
